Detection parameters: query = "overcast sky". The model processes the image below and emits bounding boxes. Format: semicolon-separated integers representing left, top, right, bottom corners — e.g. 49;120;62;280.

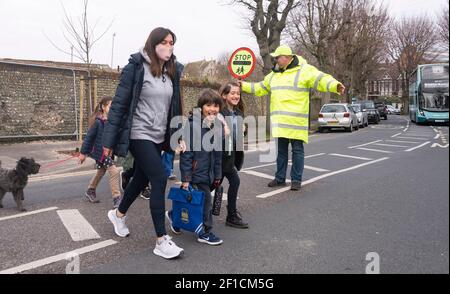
0;0;447;67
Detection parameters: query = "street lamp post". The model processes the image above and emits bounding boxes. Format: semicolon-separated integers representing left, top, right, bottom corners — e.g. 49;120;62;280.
111;33;116;68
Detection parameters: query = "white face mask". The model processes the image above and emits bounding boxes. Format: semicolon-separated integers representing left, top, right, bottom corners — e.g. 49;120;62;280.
155;44;173;62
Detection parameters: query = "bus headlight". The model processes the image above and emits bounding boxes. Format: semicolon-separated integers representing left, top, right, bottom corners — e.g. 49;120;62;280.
419;110;425;116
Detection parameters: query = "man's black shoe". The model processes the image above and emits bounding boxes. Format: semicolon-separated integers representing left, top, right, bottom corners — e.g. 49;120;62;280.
267;179;287;187
290;181;301;191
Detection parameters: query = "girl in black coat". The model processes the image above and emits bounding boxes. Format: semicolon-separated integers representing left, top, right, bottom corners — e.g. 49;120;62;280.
218;82;248;229
79;97;121;207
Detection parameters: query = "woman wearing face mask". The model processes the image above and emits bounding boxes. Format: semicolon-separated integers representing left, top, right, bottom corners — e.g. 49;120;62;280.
102;27;185;259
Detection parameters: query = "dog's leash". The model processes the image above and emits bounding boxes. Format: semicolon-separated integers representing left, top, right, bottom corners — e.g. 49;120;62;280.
39;152;80;171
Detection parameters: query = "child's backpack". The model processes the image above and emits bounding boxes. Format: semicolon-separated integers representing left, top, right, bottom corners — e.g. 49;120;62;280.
168;185;204;234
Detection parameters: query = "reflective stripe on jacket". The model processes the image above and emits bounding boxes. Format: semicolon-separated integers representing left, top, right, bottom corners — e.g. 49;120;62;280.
242;55;340;143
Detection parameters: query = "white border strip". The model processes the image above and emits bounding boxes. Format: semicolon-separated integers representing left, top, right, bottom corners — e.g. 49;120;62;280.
386;140;421;144
374;143;409;148
0;239;117;274
241;153;326;171
328;153;373;161
241;170;291;183
57;209;101;242
356;147;394;154
256;157;389;198
405;141;431;152
0;207;58;222
348;140;382;149
395;136;429;141
391;133;402;138
29;170;98;183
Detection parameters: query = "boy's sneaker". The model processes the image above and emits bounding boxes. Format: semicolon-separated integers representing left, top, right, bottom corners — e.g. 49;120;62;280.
197;232;223;245
140;187;151;200
267;179;287;188
85;188;100;203
112;196;122;209
107;209;130;237
153;235;184;259
165;210;182;235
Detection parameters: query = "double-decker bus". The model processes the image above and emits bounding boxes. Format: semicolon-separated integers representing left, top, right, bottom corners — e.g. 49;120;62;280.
409;63;449;124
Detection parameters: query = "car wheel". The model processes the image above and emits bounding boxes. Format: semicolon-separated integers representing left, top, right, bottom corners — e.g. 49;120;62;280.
347;124;353;132
318;127;323;133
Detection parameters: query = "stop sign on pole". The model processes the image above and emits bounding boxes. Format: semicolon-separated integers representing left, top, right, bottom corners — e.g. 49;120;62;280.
228;47;256;80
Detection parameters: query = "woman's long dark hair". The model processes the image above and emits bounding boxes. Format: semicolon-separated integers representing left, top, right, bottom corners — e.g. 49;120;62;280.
219;82;245;113
143;27;177;79
88;96;113;128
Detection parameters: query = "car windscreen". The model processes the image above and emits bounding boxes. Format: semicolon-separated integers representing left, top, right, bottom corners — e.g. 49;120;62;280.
321;105;346;113
360;102;375;109
351;104;361;112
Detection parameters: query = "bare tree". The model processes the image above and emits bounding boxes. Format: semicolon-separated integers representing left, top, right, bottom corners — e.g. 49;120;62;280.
44;0;114;66
287;0;346;73
386;16;438;113
287;0;390;101
229;0;302;74
437;0;449;50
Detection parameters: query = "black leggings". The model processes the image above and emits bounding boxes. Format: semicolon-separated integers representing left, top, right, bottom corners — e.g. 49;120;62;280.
220;168;240;214
118;140;167;237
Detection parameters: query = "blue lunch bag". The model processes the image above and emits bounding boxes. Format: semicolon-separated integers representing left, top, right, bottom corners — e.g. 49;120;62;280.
168;185;204;234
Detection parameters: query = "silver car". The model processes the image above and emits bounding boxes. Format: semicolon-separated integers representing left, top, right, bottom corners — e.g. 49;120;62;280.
350;103;369;128
318;103;359;132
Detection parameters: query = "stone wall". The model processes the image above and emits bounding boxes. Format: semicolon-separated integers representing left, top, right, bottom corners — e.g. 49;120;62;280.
1;61;328;141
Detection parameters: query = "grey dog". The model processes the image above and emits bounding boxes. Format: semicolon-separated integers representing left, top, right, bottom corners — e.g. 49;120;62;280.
0;158;40;211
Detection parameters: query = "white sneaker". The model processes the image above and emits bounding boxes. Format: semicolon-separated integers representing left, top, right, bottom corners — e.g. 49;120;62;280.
153;235;184;259
108;209;130;237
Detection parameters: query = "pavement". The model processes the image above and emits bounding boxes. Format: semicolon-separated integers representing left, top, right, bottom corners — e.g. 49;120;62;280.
0;140;95;177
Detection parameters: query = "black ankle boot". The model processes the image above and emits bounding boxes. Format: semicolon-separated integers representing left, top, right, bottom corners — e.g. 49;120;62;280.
226;210;249;229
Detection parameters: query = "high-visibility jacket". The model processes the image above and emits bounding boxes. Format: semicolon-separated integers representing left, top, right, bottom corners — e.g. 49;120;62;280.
242;55;341;143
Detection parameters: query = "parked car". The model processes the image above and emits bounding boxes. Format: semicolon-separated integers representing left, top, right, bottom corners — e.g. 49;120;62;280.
386;105;401;115
374;101;388;120
318;103;359;132
350;103;369;128
357;100;380;124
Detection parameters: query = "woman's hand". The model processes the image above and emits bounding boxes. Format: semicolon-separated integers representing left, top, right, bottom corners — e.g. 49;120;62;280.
78;154;86;164
178;140;187;153
103;147;113;157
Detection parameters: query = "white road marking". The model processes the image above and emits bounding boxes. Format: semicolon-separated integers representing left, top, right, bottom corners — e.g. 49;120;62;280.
386;140;421;144
434;134;441;140
391;133;402;138
256;157;389;198
431;143;449;148
405;141;431;152
57;209;101;241
241;153;326;171
356;147;394;154
402;134;432;138
395;136;429;141
302;165;330;172
304;153;327;159
328;153;373;161
0;239;117;274
348;140;382;149
241;170;291;183
374;143;409;148
30;170;99;183
0;207;59;222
